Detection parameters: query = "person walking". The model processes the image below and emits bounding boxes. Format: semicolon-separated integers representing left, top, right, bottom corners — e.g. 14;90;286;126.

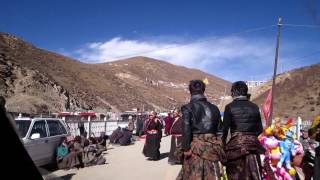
142;111;163;160
168;108;183;165
177;80;225;180
222;81;265;180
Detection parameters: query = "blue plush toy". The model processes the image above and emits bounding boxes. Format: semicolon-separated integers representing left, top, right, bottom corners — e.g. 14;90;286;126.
277;130;296;175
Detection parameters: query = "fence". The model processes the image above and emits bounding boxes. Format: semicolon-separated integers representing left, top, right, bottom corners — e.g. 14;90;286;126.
66;120;129;137
8;111;138;137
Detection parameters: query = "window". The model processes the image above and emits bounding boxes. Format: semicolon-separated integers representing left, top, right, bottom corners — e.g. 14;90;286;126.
30;121;47;138
15;121;31;138
47;120;67;136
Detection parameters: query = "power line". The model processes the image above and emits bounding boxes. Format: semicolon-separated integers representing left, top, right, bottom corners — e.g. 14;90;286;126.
287;50;320;63
282;23;320;28
250;49;320;80
105;25;276;61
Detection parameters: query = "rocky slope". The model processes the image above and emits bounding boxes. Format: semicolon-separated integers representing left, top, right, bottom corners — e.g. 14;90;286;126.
252;64;320;120
0;32;230;113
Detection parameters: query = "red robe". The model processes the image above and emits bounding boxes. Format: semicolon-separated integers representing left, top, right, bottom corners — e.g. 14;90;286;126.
164;115;173;135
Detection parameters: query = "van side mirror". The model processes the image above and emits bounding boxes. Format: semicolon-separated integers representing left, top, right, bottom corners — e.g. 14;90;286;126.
30;133;40;140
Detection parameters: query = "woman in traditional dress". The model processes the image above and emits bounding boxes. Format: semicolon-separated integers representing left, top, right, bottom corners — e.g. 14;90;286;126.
142;111;163;160
168;108;183;165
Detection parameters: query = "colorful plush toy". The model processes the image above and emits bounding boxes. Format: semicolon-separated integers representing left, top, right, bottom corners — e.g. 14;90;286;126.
265;117;283;138
265;117;289;139
259;118;303;180
277;130;296;176
264;136;281;165
273;167;293;180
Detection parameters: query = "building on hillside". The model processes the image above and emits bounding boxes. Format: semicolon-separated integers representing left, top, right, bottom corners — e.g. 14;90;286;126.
245;80;266;90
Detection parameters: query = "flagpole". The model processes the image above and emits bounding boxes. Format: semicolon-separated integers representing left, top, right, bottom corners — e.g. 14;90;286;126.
268;17;282;126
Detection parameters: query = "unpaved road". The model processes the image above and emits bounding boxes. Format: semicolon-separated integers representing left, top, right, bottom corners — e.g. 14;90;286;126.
41;136;181;180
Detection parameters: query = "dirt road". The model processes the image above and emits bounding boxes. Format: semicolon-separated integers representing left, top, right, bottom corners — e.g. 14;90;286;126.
42;136;181;180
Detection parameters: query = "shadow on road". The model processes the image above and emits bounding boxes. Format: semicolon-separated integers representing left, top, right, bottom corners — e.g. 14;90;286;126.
40;163;77;180
159;152;169;160
57;173;76;180
41;163;59;175
45;173;76;180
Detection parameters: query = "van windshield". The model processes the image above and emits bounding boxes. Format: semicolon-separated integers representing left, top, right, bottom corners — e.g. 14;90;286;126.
15;120;31;138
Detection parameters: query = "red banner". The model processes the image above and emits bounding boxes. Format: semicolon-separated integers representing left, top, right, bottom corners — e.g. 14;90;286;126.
262;89;272;126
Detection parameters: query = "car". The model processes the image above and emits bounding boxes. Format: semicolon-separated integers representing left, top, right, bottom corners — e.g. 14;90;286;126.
15;117;70;166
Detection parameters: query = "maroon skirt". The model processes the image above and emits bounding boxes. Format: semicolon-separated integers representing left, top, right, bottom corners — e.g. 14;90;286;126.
225;132;265;180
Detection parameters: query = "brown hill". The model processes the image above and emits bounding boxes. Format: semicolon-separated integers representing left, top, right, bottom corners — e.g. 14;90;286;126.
252;64;320;120
0;32;230;113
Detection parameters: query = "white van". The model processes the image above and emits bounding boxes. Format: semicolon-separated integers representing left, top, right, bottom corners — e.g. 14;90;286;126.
15;117;70;166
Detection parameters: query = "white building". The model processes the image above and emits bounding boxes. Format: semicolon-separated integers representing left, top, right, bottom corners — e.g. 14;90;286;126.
245;80;266;89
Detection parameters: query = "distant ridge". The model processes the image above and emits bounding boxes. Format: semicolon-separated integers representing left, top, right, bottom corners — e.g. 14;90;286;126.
0;32;230;113
252;64;320;120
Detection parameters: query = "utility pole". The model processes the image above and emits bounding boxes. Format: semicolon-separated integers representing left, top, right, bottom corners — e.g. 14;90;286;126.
268;17;282;126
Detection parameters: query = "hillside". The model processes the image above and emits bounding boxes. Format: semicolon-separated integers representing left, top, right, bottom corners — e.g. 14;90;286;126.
252;64;320;120
0;32;230;113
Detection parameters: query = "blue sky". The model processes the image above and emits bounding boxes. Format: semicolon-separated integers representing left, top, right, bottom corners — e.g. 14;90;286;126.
1;0;320;81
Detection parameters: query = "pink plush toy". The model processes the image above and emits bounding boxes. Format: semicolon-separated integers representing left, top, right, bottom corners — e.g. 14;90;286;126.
272;167;293;180
265;136;279;149
266;136;281;160
293;140;304;156
260;135;281;164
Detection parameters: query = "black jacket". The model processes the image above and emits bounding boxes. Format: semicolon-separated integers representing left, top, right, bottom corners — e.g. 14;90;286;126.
119;129;132;146
181;94;221;151
222;96;263;144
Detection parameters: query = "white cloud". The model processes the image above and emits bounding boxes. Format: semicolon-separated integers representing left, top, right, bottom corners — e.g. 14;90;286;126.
72;36;313;81
76;36;272;63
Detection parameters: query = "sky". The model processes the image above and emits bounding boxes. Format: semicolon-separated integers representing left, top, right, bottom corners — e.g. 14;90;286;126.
1;0;320;81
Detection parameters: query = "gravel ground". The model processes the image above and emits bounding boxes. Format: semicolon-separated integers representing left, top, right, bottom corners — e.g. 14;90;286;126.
42;135;181;180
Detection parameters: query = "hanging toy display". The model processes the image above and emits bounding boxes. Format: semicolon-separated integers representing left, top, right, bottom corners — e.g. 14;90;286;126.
259;118;304;180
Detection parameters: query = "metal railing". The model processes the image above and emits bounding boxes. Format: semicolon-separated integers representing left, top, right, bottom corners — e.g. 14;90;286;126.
66;121;129;137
